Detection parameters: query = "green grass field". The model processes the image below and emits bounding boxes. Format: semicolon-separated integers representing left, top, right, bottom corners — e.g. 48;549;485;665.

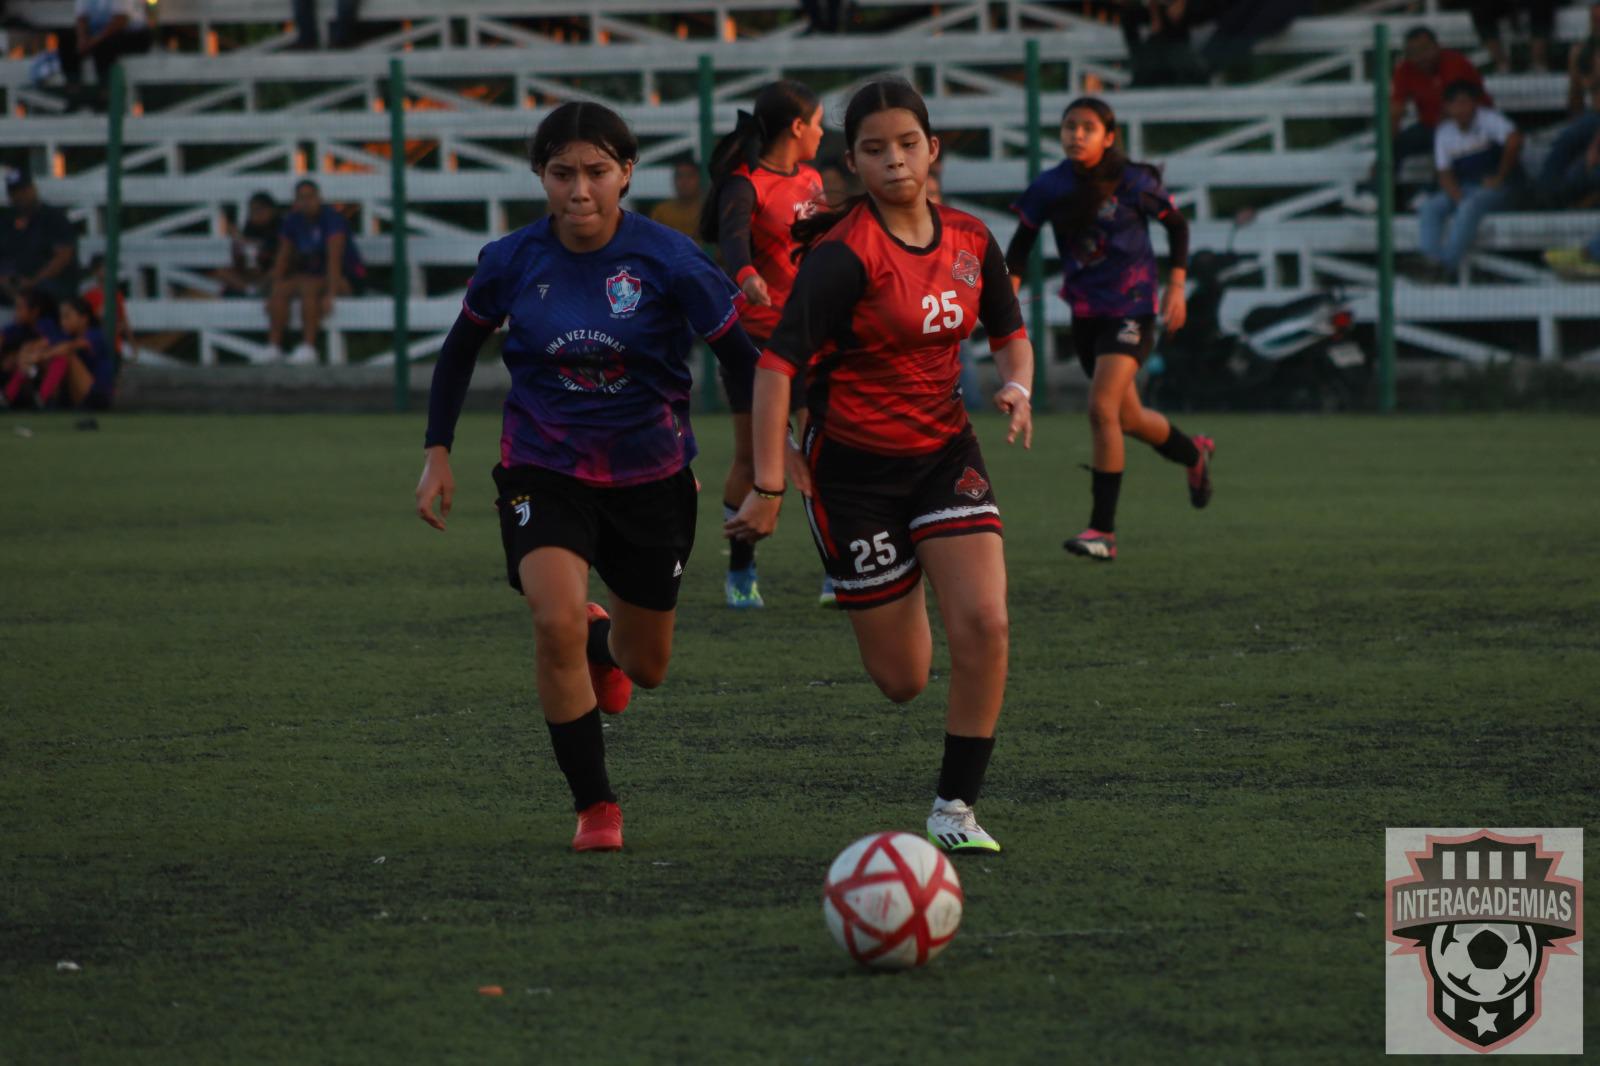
3;411;1596;1064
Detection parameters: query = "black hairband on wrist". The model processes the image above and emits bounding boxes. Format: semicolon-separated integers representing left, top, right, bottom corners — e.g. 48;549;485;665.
753;484;785;500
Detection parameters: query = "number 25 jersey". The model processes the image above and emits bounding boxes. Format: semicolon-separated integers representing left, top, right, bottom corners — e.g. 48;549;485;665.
758;199;1025;456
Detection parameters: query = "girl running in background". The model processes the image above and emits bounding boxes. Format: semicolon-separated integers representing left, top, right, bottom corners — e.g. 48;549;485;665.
415;102;759;853
726;79;1034;854
700;79;827;608
1006;96;1214;563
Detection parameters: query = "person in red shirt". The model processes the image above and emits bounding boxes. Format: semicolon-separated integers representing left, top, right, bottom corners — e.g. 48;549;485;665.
1390;27;1491;192
701;79;826;609
726;79;1034;855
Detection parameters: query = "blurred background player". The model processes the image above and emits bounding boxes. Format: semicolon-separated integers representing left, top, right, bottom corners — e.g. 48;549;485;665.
1005;97;1213;563
266;178;366;366
726;79;1033;854
647;158;705;239
700;79;826;608
415;102;759;854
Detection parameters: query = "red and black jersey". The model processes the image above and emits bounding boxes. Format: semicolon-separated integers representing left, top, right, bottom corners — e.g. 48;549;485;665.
715;162;824;340
759;199;1026;456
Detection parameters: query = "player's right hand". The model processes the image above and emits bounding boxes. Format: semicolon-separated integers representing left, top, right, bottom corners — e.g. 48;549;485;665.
415;446;454;531
741;273;773;307
724;491;781;541
784;440;814;498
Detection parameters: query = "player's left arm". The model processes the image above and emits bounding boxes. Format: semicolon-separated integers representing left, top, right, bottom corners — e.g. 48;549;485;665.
1148;183;1189;333
978;232;1034;449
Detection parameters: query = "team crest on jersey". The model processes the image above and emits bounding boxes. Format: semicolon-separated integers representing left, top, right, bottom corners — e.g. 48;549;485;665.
605;269;643;315
951;249;981;289
793;197;820;221
954;466;989;501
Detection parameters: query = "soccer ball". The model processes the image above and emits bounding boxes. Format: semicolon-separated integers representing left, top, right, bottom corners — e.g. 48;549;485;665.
822;831;963;969
1430;922;1537;1003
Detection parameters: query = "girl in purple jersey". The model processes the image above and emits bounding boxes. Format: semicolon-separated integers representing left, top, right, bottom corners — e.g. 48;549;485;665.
415;102;760;853
1006;97;1215;563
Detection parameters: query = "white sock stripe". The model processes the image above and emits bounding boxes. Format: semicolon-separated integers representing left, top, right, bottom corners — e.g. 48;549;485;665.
909;503;1000;530
831;556;919;591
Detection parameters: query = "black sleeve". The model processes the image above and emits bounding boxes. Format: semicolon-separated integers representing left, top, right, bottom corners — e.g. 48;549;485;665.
977;232;1025;343
1157;206;1189;271
707;321;759;409
764;241;867;370
1003;215;1039;278
716;176;758;278
423;311;496;451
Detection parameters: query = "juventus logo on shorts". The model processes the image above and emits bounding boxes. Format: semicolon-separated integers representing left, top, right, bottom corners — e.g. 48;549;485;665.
514;501;531;527
538;284;550;299
1118;318;1142;345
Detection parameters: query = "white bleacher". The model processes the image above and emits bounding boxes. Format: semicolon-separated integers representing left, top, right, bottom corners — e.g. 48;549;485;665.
2;3;1597;368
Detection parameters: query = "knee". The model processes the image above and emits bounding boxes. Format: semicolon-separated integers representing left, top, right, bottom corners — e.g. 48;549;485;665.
530;601;587;657
875;672;927;705
950;603;1010;660
1088;395;1121;432
624;654;670;690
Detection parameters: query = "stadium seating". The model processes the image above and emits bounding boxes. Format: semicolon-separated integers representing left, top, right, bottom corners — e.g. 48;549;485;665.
2;1;1596;368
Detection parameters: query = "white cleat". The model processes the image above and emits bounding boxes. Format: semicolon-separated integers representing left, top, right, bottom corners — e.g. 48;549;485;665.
285;343;319;366
926;797;1001;853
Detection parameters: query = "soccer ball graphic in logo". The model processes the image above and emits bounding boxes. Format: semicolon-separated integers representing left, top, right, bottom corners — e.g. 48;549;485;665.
822;831;963;969
1429;923;1537;1006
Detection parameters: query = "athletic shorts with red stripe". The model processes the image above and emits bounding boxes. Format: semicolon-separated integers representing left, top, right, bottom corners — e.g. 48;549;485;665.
800;424;1002;611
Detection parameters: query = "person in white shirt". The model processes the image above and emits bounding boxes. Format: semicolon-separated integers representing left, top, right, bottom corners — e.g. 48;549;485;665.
71;0;151;94
1418;79;1523;277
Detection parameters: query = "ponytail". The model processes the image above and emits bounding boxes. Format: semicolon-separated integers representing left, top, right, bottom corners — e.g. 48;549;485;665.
698;79;820;243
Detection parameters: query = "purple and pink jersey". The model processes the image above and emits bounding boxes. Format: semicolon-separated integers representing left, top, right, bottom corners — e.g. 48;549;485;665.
1011;160;1178;319
462;212;742;487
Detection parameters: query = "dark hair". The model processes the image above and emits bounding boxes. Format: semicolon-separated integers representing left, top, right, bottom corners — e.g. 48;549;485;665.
294;179;319;195
529;101;639;197
790;78;933;255
249;191;277;210
1404;26;1437;45
60;294;98;329
1443;78;1482;102
1057;96;1135;241
698;80;820;242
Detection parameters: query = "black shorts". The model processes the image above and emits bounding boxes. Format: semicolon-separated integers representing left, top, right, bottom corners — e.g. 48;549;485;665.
801;426;1002;611
1071;314;1156;377
721;333;805;416
492;463;697;613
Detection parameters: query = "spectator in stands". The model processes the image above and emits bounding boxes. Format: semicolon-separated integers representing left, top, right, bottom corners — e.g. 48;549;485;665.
1;289;62;381
293;0;361;49
215;192;282;296
1383;27;1492;200
3;294;116;410
1544;227;1600;278
1537;3;1600;207
1200;0;1308;80
266;179;366;366
81;253;132;356
63;0;153;105
818;161;853;208
1467;0;1556;75
0;166;79;307
648;159;705;239
1419;80;1522;279
1119;0;1212;86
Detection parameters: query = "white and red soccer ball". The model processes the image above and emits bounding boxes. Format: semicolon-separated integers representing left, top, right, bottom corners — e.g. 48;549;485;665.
822;831;964;969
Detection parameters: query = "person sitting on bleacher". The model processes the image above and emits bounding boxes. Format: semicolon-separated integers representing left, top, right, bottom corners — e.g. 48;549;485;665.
66;0;152;108
0;166;79;308
1390;27;1493;197
265;179;366;366
1419;80;1523;281
215;192;282;297
1;288;63;407
1536;2;1600;209
2;294;115;410
1467;0;1557;75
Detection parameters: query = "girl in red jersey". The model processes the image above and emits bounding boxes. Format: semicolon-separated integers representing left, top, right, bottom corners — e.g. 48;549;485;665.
1006;97;1214;563
700;79;826;609
726;79;1034;854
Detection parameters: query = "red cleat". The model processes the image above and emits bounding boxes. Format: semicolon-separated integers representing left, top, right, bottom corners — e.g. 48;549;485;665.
1187;435;1216;509
573;800;623;852
586;602;632;715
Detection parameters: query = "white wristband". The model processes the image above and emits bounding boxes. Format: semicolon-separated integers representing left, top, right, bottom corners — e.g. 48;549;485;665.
1002;381;1031;401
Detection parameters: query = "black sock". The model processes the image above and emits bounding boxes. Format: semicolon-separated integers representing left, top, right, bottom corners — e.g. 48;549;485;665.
724;502;755;571
586;613;617;669
937;733;996;806
547;709;616;812
1089;468;1122;534
1154;423;1201;467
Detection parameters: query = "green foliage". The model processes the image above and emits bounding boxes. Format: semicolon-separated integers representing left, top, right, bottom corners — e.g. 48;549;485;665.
2;413;1597;1063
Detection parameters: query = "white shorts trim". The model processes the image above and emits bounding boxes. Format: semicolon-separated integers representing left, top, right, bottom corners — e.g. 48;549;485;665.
908;503;1000;530
832;556;919;592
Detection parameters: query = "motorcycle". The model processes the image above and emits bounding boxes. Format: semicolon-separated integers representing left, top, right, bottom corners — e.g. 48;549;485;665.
1144;216;1372;412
